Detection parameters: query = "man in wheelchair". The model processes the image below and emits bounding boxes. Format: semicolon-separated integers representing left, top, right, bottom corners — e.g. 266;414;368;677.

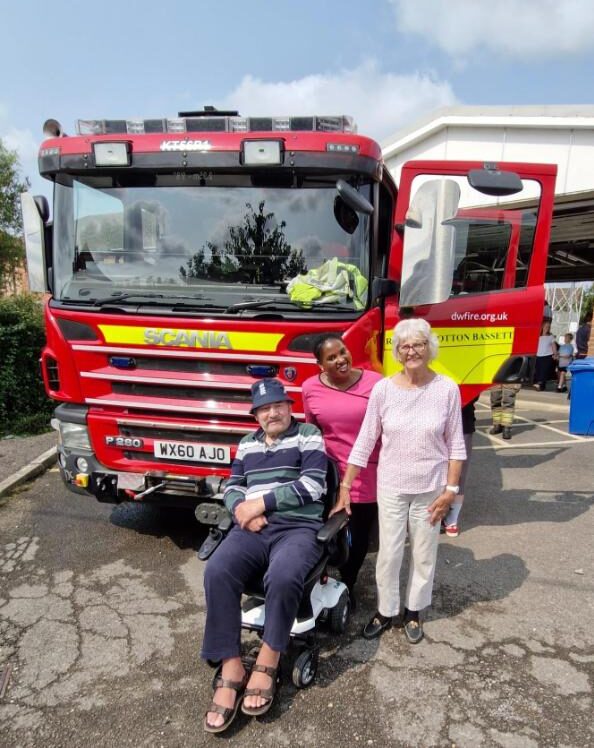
202;378;328;733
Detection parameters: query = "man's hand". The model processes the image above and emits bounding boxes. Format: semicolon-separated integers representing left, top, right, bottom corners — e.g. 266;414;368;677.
427;491;454;526
234;497;266;529
245;516;268;533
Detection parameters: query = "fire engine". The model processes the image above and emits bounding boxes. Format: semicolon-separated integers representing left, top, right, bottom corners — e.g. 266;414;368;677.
21;108;556;525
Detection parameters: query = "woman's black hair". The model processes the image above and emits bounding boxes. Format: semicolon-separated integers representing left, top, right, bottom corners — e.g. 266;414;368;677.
313;333;344;363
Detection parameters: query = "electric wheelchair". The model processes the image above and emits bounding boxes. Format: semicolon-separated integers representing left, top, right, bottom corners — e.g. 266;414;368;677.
195;460;351;687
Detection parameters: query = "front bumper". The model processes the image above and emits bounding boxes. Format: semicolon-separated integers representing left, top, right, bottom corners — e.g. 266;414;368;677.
56;444;227;508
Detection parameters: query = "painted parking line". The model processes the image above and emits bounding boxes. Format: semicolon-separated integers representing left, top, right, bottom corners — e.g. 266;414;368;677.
473;437;592;450
512;413;584;440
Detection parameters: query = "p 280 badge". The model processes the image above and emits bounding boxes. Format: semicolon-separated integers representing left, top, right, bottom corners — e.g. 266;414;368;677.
105;436;144;448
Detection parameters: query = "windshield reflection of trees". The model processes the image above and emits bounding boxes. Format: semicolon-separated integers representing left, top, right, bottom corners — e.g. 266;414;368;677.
179;201;306;285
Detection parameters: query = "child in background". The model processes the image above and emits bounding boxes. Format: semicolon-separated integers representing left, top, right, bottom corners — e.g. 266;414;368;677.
556;333;574;392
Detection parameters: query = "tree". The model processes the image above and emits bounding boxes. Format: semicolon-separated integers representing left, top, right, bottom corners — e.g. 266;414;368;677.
181;201;306;284
581;283;594;321
0;139;29;293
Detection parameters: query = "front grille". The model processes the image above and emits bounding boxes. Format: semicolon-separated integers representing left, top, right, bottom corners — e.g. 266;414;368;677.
120;424;240;445
112;382;251;403
132;358;267;376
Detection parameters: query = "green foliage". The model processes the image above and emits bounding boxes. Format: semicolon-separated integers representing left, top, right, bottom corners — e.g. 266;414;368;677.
0;139;29;290
181;201;306;284
0;294;53;436
582;284;594;321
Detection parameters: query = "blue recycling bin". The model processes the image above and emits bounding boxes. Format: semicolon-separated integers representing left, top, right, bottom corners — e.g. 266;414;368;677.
568;358;594;435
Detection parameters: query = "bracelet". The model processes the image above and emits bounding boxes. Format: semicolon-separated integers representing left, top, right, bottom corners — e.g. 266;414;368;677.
340;482;352;490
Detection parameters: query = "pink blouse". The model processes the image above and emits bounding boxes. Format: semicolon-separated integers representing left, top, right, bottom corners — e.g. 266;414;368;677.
302;369;383;503
348;374;466;496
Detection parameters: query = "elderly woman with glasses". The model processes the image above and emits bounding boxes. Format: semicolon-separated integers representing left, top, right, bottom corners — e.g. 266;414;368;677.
336;318;466;644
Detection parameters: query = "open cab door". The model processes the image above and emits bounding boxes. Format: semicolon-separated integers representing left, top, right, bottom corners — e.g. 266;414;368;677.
385;161;557;402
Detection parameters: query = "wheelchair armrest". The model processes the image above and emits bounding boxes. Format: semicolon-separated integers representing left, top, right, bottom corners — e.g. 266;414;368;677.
316;509;349;544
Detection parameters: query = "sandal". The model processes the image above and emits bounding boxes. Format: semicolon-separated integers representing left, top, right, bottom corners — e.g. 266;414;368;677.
241;663;280;717
203;671;248;734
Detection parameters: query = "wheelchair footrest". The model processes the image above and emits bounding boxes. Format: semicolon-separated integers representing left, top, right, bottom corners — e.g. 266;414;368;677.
197;528;224;560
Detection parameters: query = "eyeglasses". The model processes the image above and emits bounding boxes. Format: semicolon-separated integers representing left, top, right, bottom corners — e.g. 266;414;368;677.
398;341;427;354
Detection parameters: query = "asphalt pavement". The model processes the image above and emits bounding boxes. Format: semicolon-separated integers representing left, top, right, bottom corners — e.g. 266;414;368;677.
0;388;592;747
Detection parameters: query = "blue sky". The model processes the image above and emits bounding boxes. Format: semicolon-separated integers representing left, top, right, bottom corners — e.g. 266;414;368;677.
3;0;594;197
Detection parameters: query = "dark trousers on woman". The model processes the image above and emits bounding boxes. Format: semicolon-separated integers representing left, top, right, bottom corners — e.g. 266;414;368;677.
201;515;322;662
534;355;554;389
339;502;378;591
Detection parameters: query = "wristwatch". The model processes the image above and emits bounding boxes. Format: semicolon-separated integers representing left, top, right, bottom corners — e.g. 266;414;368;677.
445;485;460;495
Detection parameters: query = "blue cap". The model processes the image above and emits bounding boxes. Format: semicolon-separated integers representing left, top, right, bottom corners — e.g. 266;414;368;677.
250;378;294;414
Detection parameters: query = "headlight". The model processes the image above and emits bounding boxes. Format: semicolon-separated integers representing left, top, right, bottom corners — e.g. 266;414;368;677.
58;421;91;450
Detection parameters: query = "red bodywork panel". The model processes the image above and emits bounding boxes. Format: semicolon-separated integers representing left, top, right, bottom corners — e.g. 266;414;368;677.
41;131;383;160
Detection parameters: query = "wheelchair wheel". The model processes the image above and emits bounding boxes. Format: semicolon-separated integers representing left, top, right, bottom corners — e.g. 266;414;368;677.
328;590;350;634
292;648;318;688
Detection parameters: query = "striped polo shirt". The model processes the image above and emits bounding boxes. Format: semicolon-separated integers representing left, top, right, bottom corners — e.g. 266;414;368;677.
223;419;327;521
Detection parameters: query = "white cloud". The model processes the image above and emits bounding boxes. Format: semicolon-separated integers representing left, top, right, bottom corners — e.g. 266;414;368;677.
392;0;594;59
216;60;457;140
2;127;39;162
0;115;40;190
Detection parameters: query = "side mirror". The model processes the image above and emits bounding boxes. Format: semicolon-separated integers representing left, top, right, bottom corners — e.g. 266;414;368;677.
336;179;373;215
333;196;359;235
468;167;523;197
20;192;49;292
400;179;461;307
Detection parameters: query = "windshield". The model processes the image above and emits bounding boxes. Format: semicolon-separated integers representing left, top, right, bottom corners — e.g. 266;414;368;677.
53;174;372;313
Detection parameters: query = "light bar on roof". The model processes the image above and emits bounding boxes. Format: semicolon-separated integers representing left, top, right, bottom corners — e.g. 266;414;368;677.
76;115;356;136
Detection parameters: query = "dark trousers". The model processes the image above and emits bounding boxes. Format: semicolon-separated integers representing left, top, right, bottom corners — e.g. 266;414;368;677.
201;515;322;661
339;502;377;590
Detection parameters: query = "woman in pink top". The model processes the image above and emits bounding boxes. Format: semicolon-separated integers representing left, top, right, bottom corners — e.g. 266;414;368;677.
302;334;383;607
338;319;466;644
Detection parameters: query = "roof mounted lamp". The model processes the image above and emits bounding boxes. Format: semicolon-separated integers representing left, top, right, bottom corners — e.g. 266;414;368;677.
43;118;65;138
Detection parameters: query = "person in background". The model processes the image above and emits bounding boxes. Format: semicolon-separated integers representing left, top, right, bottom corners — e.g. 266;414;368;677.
302;334;383;609
556;333;575;392
575;312;592;359
337;318;466;644
533;320;558;391
543;300;553;323
443;397;478;537
489;384;521;440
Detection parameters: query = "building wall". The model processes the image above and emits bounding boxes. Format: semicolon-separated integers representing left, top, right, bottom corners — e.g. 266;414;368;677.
384;117;594;200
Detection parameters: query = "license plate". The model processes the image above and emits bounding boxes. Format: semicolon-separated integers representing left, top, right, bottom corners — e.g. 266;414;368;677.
153;440;231;465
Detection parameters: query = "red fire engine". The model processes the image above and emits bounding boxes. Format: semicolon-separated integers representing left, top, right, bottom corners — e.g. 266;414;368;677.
21;108;556;518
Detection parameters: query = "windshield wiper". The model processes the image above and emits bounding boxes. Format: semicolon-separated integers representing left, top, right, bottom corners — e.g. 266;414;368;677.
225;299;357;313
303;302;359;311
225;299;306;313
90;292;167;306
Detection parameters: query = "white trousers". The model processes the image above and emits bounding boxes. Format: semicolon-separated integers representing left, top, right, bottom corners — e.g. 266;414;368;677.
376;489;442;617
